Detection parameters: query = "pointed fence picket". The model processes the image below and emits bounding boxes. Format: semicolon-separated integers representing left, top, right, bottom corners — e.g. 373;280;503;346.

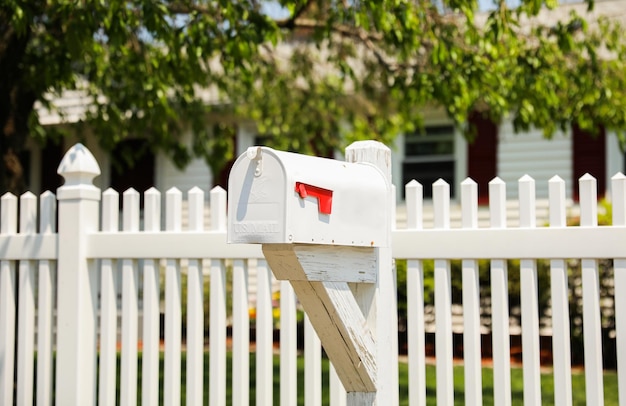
142;187;161;406
488;176;513;406
461;179;482;406
548;176;573;406
0;142;625;406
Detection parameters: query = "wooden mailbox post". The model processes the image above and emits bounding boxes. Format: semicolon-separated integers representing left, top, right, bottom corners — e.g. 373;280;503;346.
228;141;398;404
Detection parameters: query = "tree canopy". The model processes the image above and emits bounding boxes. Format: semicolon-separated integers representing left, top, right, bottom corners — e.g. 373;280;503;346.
1;0;625;193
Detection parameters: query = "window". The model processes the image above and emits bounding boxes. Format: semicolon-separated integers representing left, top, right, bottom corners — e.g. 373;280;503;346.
402;125;456;198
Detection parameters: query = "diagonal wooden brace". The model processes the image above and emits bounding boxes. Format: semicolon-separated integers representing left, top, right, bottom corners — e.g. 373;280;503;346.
263;244;377;393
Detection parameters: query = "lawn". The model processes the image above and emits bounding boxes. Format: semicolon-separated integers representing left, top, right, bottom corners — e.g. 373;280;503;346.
129;352;619;405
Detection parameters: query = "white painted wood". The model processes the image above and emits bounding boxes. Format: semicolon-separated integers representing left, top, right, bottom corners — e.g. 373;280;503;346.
0;258;15;406
0;193;17;406
579;174;605;406
432;179;453;406
120;189;139;406
209;185;226;406
460;179;482;406
304;313;322;406
36;191;56;406
614;257;626;406
280;281;297;406
518;175;541;406
347;141;397;405
330;364;347;406
84;219;626;260
210;186;227;232
263;244;377;283
405;180;423;231
611;173;626;406
392;226;626;259
488;177;512;406
613;173;626;226
272;278;376;392
99;189;118;406
407;259;425;406
256;259;273;406
345;140;392;181
0;234;57;259
142;188;161;406
88;232;263;259
405;179;426;406
187;187;204;406
0;194;17;406
347;392;376;405
548;176;573;406
55;143;100;406
232;259;250;406
209;258;226;406
373;245;398;402
163;256;182;406
164;188;182;406
16;192;36;406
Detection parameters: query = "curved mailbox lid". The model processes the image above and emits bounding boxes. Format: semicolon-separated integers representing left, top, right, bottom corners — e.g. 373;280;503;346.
228;146;390;247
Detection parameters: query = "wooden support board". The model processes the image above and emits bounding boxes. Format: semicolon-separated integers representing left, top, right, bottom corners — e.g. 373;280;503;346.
263;244;377;393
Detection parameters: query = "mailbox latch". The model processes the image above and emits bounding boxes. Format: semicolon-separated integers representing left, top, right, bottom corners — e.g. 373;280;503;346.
295;182;333;214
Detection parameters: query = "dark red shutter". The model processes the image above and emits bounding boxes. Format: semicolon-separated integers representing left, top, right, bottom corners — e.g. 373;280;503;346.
573;126;606;201
467;112;498;205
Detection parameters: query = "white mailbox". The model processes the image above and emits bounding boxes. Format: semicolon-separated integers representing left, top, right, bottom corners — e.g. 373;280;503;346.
227;146;390;247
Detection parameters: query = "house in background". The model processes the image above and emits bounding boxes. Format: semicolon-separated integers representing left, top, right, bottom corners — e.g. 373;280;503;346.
24;1;626;219
28;104;623;206
238;106;623;205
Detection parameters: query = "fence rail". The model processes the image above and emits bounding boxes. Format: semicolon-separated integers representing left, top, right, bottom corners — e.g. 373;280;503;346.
0;143;624;405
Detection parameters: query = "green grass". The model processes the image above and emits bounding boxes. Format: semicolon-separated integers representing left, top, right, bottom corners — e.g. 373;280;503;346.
127;352;620;405
404;363;620;405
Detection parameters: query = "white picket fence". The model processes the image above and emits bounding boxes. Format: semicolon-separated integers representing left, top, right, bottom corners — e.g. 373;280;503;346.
0;142;625;405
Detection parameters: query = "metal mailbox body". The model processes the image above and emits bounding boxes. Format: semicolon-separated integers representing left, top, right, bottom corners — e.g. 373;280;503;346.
228;146;390;247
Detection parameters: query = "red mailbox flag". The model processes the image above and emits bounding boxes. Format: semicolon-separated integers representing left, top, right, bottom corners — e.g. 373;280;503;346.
295;182;333;215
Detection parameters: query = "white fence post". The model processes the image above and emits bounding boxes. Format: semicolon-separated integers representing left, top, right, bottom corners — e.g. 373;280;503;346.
55;143;101;405
345;140;398;405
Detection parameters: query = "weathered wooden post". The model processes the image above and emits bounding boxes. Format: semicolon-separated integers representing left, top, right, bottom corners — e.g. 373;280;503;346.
227;141;398;404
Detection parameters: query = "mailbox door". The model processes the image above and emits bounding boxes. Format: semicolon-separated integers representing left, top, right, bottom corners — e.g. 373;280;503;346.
228;152;287;243
287;163;389;246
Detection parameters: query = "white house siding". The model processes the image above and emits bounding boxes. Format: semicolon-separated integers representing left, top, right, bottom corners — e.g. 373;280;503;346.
155;131;213;197
498;120;572;200
607;131;623;200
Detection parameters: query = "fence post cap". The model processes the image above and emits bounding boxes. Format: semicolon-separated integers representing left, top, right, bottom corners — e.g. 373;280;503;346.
345;140;391;183
57;143;101;200
57;143;101;184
